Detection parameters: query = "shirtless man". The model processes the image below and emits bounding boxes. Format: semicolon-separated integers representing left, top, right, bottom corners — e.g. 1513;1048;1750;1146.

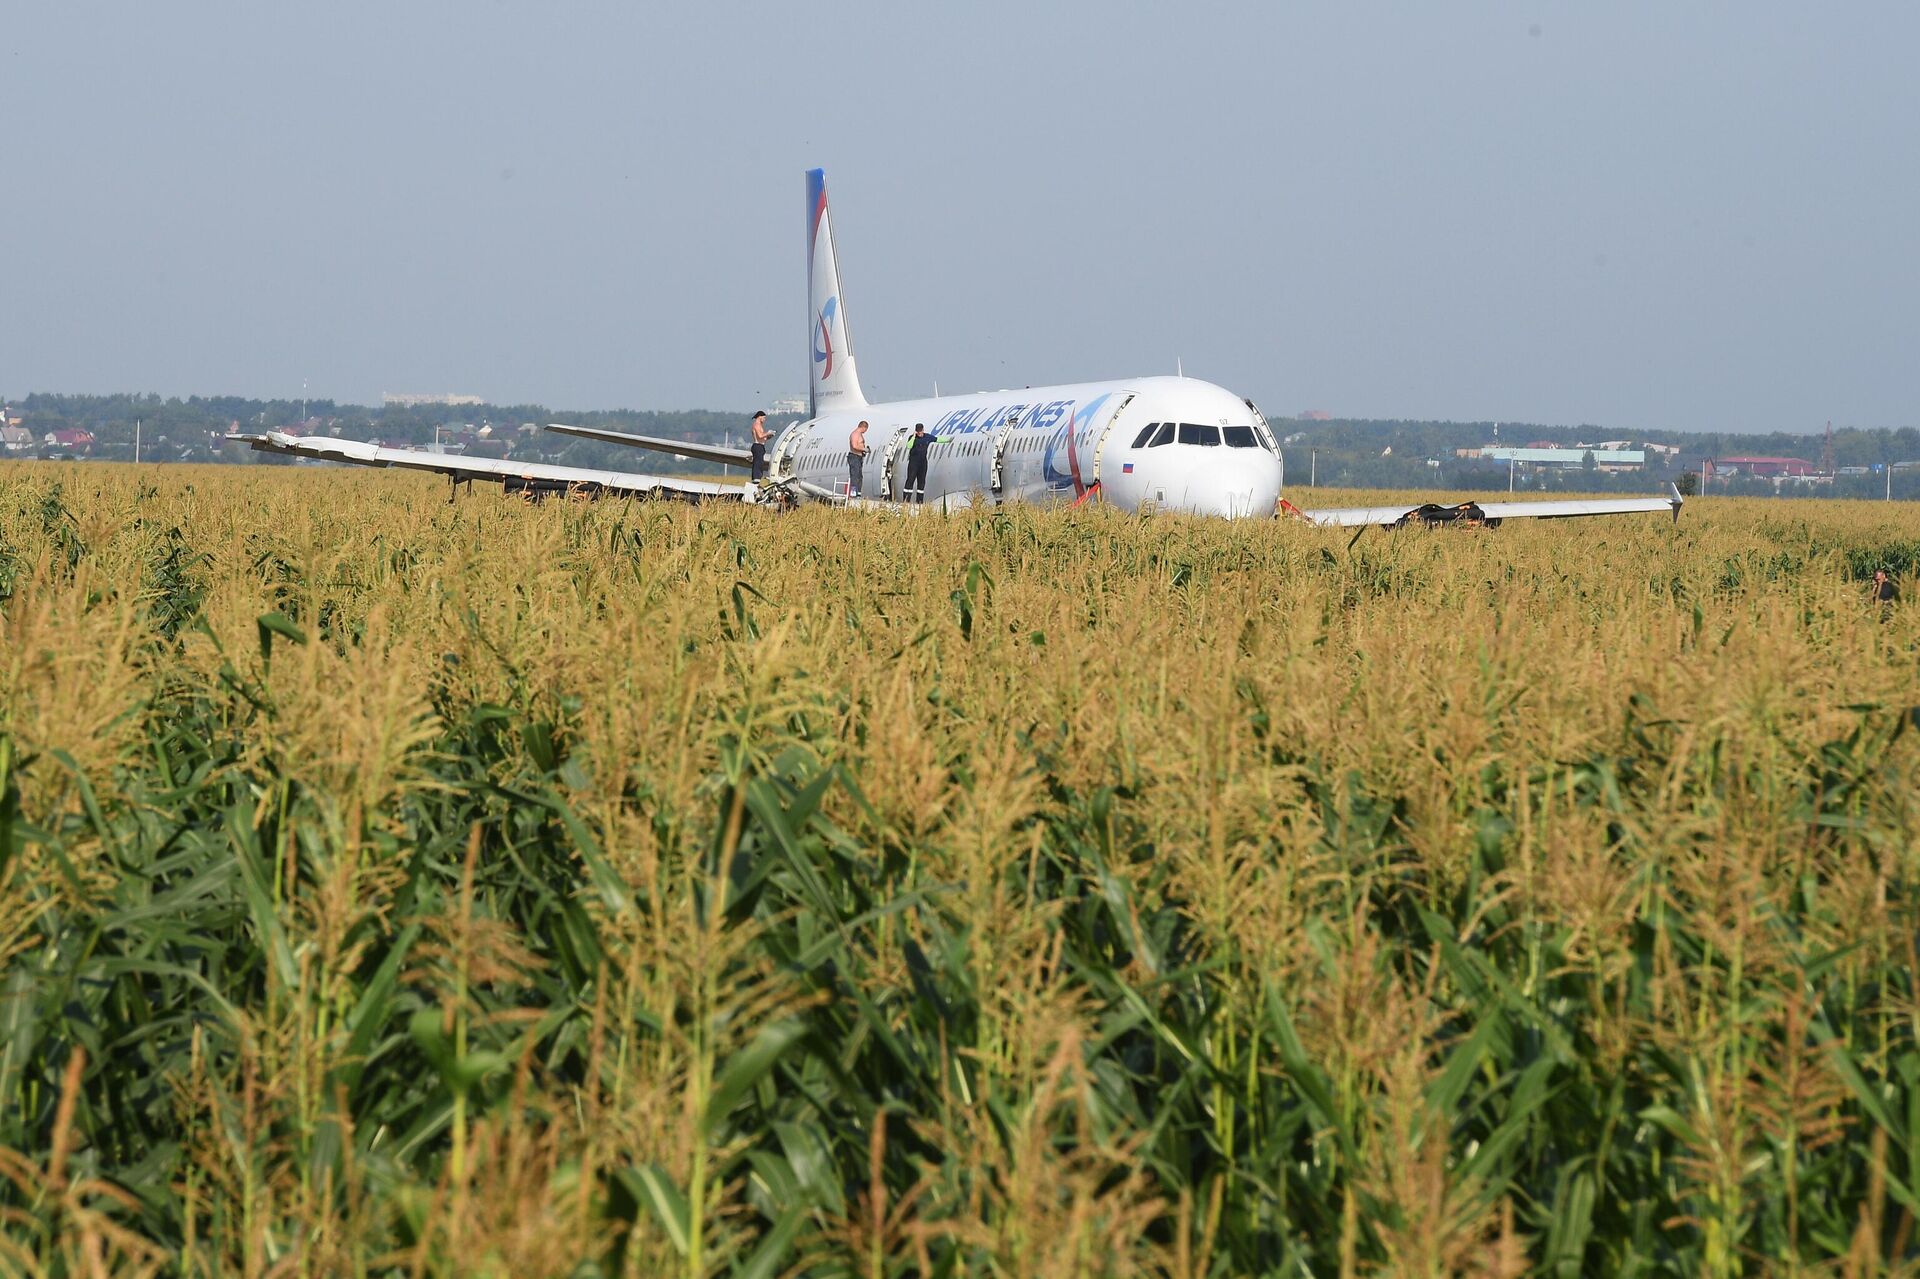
848;420;870;498
748;410;770;480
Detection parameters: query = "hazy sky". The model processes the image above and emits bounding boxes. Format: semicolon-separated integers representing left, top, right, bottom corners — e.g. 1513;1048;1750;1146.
3;4;1914;433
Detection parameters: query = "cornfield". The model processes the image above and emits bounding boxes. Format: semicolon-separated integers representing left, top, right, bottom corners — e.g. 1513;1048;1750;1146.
3;463;1917;1277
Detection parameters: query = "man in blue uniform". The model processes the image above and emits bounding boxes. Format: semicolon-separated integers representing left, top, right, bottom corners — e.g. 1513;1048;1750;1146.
903;423;946;505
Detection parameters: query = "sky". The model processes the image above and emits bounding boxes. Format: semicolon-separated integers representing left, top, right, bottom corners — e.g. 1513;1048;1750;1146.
2;4;1915;434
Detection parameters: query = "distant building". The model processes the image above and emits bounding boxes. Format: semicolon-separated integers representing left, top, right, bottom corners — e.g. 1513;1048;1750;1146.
381;392;485;408
45;428;95;453
1;425;33;452
768;396;808;415
1477;446;1645;472
1297;409;1332;421
1711;456;1815;478
1;404;21;429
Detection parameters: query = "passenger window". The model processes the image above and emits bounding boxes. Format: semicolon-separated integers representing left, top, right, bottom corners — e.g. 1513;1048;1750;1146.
1177;423;1221;446
1131;423;1160;448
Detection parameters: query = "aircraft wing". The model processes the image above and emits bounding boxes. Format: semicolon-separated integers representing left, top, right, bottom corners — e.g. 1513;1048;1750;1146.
225;432;745;500
1298;485;1684;529
544;422;754;467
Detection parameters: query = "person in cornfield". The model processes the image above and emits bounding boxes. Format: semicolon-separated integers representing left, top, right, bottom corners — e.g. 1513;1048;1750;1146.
1871;567;1900;616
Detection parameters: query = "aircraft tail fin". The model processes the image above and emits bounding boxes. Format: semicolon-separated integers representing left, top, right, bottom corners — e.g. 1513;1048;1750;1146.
807;168;867;418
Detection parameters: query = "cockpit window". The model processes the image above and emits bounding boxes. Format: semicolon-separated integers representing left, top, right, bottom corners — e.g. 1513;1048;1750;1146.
1176;423;1221;446
1147;422;1175;447
1222;426;1260;449
1131;423;1160;448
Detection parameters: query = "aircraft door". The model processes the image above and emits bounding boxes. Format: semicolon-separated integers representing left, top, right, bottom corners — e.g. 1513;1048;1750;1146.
988;409;1019;498
770;421;808;478
880;427;913;500
1243;398;1278;452
1086;394;1135;487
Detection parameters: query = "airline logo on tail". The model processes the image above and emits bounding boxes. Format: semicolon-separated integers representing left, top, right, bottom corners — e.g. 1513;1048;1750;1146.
806;168;867;414
813;297;838;378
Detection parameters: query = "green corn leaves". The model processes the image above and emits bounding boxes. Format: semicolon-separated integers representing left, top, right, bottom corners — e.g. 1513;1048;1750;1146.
3;475;1917;1274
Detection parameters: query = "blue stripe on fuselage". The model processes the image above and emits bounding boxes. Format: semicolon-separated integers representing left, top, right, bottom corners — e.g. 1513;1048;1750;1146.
929;398;1080;437
919;396;1115;493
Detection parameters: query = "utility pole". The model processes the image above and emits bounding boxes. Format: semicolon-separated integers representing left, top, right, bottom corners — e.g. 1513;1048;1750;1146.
1310;449;1316;487
1509;457;1515;492
134;417;141;465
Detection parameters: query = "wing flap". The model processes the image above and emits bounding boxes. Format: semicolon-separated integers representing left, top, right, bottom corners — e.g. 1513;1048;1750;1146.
225;432;744;500
544;423;755;467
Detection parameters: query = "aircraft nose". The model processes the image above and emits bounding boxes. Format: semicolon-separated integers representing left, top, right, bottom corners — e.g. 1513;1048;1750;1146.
1106;436;1282;518
1215;451;1283;518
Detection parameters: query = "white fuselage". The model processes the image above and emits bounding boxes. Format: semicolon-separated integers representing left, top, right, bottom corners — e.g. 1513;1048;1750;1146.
772;375;1283;519
226;166;1683;534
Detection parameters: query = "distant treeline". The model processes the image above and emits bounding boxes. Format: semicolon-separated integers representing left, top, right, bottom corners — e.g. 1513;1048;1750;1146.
1;392;758;475
1279;417;1920;500
6;393;1918;497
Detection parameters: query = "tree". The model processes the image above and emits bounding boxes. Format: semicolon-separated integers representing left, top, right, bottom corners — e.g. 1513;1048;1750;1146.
1676;472;1699;496
1582;449;1597;473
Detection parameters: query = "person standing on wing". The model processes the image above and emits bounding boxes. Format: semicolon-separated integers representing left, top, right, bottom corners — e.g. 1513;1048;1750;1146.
848;420;870;498
749;410;770;481
903;422;945;505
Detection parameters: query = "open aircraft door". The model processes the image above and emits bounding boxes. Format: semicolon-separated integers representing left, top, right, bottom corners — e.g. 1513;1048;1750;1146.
1243;398;1279;453
769;420;808;479
988;409;1020;499
880;426;913;500
1084;393;1135;489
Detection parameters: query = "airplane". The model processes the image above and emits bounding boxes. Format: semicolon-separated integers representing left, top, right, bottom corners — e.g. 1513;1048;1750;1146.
231;169;1683;530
